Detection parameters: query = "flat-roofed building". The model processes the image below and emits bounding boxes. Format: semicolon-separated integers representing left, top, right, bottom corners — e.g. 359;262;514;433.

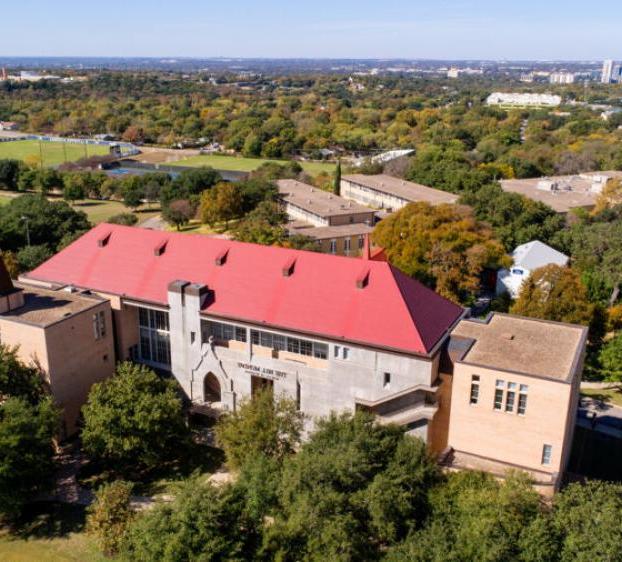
441;313;586;493
0;265;115;435
277;179;375;228
286;221;374;256
341;174;458;212
500;171;622;213
486;92;562;107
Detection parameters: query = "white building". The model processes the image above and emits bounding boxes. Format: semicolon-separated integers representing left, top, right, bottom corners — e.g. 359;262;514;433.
486;92;562;107
496;241;569;298
550;72;576;85
602;60;615;84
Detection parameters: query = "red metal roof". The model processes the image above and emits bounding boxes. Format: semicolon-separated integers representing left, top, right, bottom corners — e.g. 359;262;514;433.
26;224;463;355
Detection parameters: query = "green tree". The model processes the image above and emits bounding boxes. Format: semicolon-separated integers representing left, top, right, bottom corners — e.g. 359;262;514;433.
334;159;341;195
86;480;134;556
123;476;260;562
215;388;303;471
0;159;23;191
107;213;138;226
0;397;59;519
372;202;508;303
0;344;46;405
62;175;86;203
81;362;188;473
511;265;596;329
16;244;53;272
162;199;196;230
599;333;622;380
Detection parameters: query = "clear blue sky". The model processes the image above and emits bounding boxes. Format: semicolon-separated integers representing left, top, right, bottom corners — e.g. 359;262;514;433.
1;0;620;60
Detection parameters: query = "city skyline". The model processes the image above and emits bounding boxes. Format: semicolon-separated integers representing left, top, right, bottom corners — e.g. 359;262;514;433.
0;0;620;60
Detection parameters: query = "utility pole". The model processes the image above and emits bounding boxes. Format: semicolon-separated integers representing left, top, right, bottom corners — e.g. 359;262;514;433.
38;140;43;170
21;216;30;247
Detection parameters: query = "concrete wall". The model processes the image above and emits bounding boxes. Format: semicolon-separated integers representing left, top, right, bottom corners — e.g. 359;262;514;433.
0;319;50;374
95;292;138;362
447;363;574;475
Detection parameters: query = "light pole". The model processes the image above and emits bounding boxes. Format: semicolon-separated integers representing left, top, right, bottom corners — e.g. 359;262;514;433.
21;215;30;247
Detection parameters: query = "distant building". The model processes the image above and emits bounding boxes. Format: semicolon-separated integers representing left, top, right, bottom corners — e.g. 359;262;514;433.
447;67;460;79
500;171;622;213
496;241;570;298
486;92;562;107
0;121;18;131
602;59;615;83
549;72;575;85
277;179;375;256
341;174;458;212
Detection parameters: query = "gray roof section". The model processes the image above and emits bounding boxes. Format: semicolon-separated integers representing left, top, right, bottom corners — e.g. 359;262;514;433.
512;241;569;271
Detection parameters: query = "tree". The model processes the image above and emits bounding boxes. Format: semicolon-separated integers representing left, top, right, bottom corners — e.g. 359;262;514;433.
172;167;222;198
123;476;260;562
121;181;144;211
598;333;622;381
86;480;134;556
81;362;188;473
372;202;508;303
263;412;439;561
0;397;59;519
0;344;46;405
162;199;196;230
215;388;303;471
0;159;22;191
0;194;90;253
16;244;53;272
62;174;86;203
199;182;243;229
334;159;341;195
511;265;596;329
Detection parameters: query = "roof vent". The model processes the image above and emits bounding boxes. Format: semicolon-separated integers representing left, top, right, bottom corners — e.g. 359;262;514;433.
501;333;515;341
214;248;229;266
154;239;168;256
282;257;296;277
97;231;112;247
356;268;370;289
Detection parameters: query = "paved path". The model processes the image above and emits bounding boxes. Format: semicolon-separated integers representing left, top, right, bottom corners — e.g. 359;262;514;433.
139;214;167;230
578;395;622;438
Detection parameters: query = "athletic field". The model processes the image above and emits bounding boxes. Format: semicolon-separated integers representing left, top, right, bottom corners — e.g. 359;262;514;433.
0;140;109;167
169;154;336;175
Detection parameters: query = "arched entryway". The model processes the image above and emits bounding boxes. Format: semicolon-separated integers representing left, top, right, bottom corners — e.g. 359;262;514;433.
203;372;222;403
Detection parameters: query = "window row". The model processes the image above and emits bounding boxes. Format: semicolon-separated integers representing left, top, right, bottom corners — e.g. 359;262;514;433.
202;320;247;343
250;329;328;359
139;307;170;331
92;311;106;340
469;375;528;415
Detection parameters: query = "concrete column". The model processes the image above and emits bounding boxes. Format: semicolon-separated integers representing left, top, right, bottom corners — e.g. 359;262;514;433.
167;280;191;396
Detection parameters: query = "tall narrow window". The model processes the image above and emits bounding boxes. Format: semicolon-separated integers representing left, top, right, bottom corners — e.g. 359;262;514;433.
344;238;351;255
334;345;341;358
494;379;505;410
505;382;516;412
383;372;391;388
470;375;480;405
329;239;337;254
518;384;528;415
541;444;552;465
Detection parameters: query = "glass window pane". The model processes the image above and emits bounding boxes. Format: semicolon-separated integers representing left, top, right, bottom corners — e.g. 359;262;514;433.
288;338;300;354
313;343;328;359
494;389;503;410
300;340;312;356
518;394;528;415
235;327;247;342
251;330;259;345
496;379;505;389
505;391;515;412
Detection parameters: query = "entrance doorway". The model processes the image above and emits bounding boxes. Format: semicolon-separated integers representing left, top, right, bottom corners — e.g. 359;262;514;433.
251;376;274;398
203;372;222;403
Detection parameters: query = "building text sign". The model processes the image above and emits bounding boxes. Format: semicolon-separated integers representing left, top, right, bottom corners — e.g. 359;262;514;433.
237;362;289;381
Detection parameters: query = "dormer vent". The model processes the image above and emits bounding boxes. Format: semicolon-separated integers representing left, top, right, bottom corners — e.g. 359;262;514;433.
97;231;112;247
154;239;168;256
215;249;229;266
356;268;370;289
282;257;296;277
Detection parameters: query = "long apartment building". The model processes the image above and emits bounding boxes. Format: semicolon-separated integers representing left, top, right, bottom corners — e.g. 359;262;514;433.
340;174;458;212
277;179;376;255
7;224;587;492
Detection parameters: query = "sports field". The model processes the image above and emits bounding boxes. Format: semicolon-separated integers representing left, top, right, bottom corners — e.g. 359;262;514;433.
0;141;109;167
169;154;336;175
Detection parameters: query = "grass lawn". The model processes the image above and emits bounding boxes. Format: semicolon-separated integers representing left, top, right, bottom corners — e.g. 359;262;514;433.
0;503;112;562
581;386;622;408
0;141;108;168
169;153;336;175
70;200;160;225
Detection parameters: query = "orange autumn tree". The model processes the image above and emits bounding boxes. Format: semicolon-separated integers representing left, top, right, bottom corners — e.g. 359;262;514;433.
372;202;508;303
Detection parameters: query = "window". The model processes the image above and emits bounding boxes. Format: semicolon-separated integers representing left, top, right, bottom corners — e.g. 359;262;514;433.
334;345;341;358
250;329;328;361
518;384;528;415
511;268;524;276
358;236;365;249
342;347;349;360
203;320;247;344
494;379;505;410
383;372;391;388
138;307;171;367
344;238;351;255
470;375;480;405
542;444;552;465
505;382;516;412
93;311;106;340
329;239;337;254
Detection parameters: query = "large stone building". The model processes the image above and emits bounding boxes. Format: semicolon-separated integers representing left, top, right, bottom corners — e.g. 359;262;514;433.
340;174;458;212
13;224;586;491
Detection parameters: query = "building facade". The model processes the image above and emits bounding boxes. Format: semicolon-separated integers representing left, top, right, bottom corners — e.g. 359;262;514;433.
15;224;587;489
340;174;458;212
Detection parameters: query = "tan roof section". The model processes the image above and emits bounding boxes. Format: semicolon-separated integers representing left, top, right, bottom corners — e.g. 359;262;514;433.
452;313;587;382
1;282;104;327
500;171;622;213
286;222;374;240
342;174;459;205
277;179;374;219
